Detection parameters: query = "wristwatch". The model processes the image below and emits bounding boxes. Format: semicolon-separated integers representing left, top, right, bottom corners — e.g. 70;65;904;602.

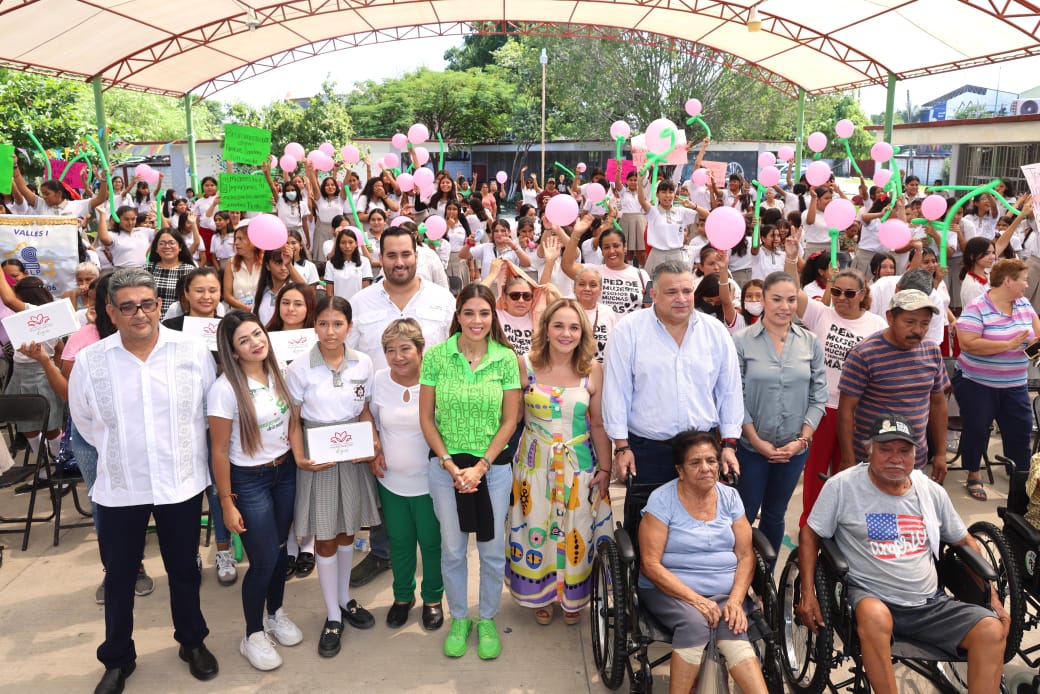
721;438;738;450
438;455;453;469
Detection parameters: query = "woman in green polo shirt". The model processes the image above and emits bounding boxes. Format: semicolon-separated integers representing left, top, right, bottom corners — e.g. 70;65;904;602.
419;283;522;661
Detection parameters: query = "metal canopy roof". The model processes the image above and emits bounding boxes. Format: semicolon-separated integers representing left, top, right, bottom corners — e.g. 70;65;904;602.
1;0;1038;101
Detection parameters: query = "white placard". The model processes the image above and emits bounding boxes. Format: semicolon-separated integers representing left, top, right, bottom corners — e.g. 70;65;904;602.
306;422;375;464
631;129;689;169
1;298;79;348
268;329;317;368
182;316;221;352
1021;163;1040;202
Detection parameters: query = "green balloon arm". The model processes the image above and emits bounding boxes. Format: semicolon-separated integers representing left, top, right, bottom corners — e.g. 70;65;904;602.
614;136;625;177
685;116;711;140
927;183;1021;217
85;134;116;218
639;128;677;206
829;228;840;268
156;189;163;231
613;219;623;232
27;129;51;180
752;181;765;249
553;161;576;179
840;138;863;177
436;133;445;171
344;181;362;229
878;154;904;223
813;152;823;161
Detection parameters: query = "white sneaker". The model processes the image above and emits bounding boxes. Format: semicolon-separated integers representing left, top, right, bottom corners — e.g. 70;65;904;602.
240;631;282;671
264;607;304;646
215;550;238;586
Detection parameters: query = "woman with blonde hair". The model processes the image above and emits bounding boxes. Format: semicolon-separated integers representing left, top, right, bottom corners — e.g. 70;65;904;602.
507;298;612;625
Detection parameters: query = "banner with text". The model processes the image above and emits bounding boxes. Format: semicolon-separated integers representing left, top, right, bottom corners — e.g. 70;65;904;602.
223;124;272;166
218;173;273;212
0;217;80;295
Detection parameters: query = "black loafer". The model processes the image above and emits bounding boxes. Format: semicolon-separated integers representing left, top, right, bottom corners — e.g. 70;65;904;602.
386;600;415;629
342;599;375;630
295;551;315;578
178;643;219;681
422;603;444;631
318;619;343;658
284;554;297;580
94;663;135;694
349;553;391;587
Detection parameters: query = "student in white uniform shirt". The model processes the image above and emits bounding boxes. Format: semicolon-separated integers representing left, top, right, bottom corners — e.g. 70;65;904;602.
460;218;531;280
801;186;834;258
324;228;373;302
96;206;156;269
12;163;109;217
616;170;648;267
750;225;787;281
637;178;709;277
286;230;321;286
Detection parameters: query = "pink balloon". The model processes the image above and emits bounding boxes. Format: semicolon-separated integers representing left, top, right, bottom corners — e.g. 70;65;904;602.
396;173;415;192
835;119;855;139
412;146;430;167
777;145;795;162
805;160;832;187
870;142;894;163
545;195;580;227
758;166;780;188
576;163;587;174
807;131;828;153
319;142;335;157
609;120;631;139
384;153;401;170
144;169;161;185
390;216;409;228
645;118;679;154
419;184;436;199
134;164;152;179
247;214;288;251
921;194;947;221
423;215;447;240
314;153;334;172
705;207;746;251
278;155;297;173
407;123;429;145
269;155;277;168
496;171;508;185
823;199;856;229
758;151;776;168
691;168;709;186
684;98;702;117
341;145;360;164
413;167;435;189
872;168;892;188
878;219;911;250
284;142;305;160
391;133;408;150
586;183;607;204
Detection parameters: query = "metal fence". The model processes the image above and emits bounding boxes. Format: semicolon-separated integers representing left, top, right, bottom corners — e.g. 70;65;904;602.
958;143;1040;195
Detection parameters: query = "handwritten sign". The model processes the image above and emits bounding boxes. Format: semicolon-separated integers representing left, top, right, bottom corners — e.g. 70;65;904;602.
49;160;88;189
223;124;272;166
607;158;636;183
1;298;79;348
699;160;730;185
218;173;272;212
306;421;375;463
268;328;317;368
182;316;221;352
0;144;13;194
1022;163;1040;203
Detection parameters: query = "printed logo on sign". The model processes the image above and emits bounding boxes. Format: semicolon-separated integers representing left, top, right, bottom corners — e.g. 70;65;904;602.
330;431;353;444
27;314;50;327
202;322;218;335
289;336;308;345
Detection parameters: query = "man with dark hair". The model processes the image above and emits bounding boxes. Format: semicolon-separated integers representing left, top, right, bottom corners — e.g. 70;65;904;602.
390;220;449;289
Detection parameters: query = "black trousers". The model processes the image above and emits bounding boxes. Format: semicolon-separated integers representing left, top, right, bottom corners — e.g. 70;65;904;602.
95;492;208;669
623;434;679;546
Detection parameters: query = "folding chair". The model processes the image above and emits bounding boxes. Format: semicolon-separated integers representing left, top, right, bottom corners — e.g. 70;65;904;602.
0;395;56;550
43;417;93;547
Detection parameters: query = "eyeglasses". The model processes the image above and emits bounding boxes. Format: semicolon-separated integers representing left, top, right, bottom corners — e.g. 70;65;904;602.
157;240;179;247
507;292;533;301
829;287;863;299
116;299;159;316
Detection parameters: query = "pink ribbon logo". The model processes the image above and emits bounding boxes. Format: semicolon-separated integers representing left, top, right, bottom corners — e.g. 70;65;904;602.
27;314;50;327
330;431;353;444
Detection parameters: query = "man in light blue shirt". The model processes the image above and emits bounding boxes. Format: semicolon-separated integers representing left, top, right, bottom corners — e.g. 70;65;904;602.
603;261;743;531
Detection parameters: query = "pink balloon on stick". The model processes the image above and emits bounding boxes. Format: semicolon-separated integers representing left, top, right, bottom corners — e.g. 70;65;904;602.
496;171;508;184
807;132;828;153
314;153;334;172
319;142;335;157
777;145;795;161
758;166;780;188
684;98;702;117
396;173;415;192
545;195;580;227
134;164;152;179
805;160;832;187
407;123;429;145
921;194;947;221
823;199;856;229
391;133;408;150
278;155;297;172
705;207;746;250
610;120;631;139
835;119;855;139
645;118;679;154
390;216;409;228
284;142;305;160
413;168;435;189
872;168;892;188
247;214;288;251
384;153;401;170
878;219;911;250
269;155;277;168
423;215;447;240
419;185;436;199
412;147;430;166
586;183;607;204
691;168;709;186
758;151;776;168
341;145;360;164
870;142;894;163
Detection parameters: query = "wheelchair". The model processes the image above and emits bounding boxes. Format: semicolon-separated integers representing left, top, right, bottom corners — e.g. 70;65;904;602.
777;530;1009;693
589;479;786;693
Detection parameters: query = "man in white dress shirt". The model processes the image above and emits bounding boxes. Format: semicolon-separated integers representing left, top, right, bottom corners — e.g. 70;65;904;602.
603;261;744;532
69;269;218;694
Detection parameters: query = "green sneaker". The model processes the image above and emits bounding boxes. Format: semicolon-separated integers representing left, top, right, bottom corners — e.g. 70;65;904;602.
443;618;473;658
476;618;502;660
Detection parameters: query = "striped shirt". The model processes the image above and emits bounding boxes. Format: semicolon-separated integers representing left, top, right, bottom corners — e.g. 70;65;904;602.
839;333;949;469
956;293;1037;388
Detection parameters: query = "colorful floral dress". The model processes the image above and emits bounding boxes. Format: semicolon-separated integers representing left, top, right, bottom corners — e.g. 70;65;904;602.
507;356;613;611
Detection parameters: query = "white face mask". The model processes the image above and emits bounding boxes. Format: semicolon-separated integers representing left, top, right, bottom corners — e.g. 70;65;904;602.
744;301;764;316
285;191;298;201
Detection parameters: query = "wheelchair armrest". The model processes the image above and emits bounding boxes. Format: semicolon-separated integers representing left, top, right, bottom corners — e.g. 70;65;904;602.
614;527;637;566
820;537;849;577
751;528;776;568
948;543;997;582
1004;511;1040;550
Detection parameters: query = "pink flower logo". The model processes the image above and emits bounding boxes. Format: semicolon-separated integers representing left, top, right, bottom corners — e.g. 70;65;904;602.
330;431;353;444
202;322;218;334
27;314;50;327
289;336;308;345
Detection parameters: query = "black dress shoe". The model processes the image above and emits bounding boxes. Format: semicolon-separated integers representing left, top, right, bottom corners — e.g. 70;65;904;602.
341;599;375;629
284;554;297;580
178;643;219;681
294;551;315;578
386;599;415;629
422;603;444;631
318;619;343;658
94;663;135;694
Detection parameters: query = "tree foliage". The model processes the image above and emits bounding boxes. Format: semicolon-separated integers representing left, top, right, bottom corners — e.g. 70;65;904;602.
224;79;353;153
444;34;509;71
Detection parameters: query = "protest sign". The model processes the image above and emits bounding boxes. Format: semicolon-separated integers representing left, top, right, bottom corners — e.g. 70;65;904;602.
0;216;79;295
49;159;88;189
218;173;273;212
0;144;13;194
1022;163;1040;202
223;124;272;166
606;158;636;182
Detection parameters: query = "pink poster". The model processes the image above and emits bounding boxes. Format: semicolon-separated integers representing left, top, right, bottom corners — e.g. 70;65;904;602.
606;158;636;182
699;160;729;185
48;160;88;189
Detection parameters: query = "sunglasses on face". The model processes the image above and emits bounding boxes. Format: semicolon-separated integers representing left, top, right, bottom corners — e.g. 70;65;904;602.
507;291;533;301
829;287;863;299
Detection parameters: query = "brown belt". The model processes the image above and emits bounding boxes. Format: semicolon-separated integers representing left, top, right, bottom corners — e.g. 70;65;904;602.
258;452;289;468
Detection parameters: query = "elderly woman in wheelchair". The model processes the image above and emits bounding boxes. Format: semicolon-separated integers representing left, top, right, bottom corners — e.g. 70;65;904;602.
790;413;1010;694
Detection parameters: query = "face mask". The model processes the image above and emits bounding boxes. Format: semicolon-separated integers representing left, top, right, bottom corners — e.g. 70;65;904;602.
744;301;763;316
286;191;298;201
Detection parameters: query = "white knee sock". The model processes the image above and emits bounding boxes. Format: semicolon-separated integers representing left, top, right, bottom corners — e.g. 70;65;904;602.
46;436;61;459
286;527;299;557
337;545;354;609
26;434;41;454
300;536;315;554
316;554;340;622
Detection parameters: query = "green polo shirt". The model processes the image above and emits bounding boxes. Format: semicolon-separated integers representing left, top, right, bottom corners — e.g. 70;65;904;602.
419;334;520;457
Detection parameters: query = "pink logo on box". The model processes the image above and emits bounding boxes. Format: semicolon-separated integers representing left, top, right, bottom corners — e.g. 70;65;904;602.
202;322;218;334
27;314;50;327
330;431;353;444
289;336;308;345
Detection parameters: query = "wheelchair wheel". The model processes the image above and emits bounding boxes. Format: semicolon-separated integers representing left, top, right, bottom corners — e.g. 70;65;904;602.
778;556;833;694
591;537;627;690
751;552;786;694
969;521;1026;663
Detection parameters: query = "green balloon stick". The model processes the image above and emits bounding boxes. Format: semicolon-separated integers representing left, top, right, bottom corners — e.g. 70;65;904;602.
85;134;117;219
436;132;445;171
839;138;863;177
27;129;51;180
829;228;840;268
751;181;767;249
638;128;677;206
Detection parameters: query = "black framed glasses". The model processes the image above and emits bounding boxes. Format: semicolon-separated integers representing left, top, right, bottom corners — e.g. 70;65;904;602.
116;299;159;316
507;291;533;301
829;287;863;299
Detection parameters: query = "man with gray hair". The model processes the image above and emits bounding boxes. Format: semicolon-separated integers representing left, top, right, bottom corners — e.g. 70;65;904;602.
868;265;952;349
603;261;743;532
69;268;219;694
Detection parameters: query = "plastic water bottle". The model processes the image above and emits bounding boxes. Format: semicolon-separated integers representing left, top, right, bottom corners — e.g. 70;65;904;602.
354;537;368;552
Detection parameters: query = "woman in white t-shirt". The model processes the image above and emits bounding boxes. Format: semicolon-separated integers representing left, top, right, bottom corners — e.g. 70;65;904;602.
324;227;373;301
573;266;618;363
96;205;155;268
369;318;444;630
959;236;999;308
800;186;834;258
209;310;304;671
561;221;649;316
496;277;539;356
444;200;471;288
460;219;531;280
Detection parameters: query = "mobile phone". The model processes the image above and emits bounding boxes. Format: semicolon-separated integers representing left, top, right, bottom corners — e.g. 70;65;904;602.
1024;338;1040;365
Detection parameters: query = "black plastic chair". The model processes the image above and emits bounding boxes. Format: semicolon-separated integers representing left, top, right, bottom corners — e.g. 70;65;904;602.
0;395;56;550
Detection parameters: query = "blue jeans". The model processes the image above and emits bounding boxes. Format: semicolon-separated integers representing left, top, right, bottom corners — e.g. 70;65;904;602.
428;459;511;620
737;445;808;555
231;458;297;636
952;373;1032;473
70;422;99;536
206;445;231;546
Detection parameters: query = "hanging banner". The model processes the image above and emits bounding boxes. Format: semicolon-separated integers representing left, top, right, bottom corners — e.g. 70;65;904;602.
0;216;80;295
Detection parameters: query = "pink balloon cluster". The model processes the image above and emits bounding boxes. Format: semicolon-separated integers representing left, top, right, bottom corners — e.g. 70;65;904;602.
284;142;305;161
397;173;415;192
307;150;334;172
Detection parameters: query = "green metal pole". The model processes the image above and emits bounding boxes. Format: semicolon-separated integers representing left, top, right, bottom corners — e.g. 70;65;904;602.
184;93;199;192
92;76;108;162
883;73;897;144
794;88;806;182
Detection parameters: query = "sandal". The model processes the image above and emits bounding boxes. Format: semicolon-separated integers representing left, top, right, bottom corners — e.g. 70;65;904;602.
563;610;581;625
966;479;987;501
534;608;554;625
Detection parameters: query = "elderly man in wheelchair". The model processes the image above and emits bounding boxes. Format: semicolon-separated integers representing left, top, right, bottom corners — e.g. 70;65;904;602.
794;413;1010;693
